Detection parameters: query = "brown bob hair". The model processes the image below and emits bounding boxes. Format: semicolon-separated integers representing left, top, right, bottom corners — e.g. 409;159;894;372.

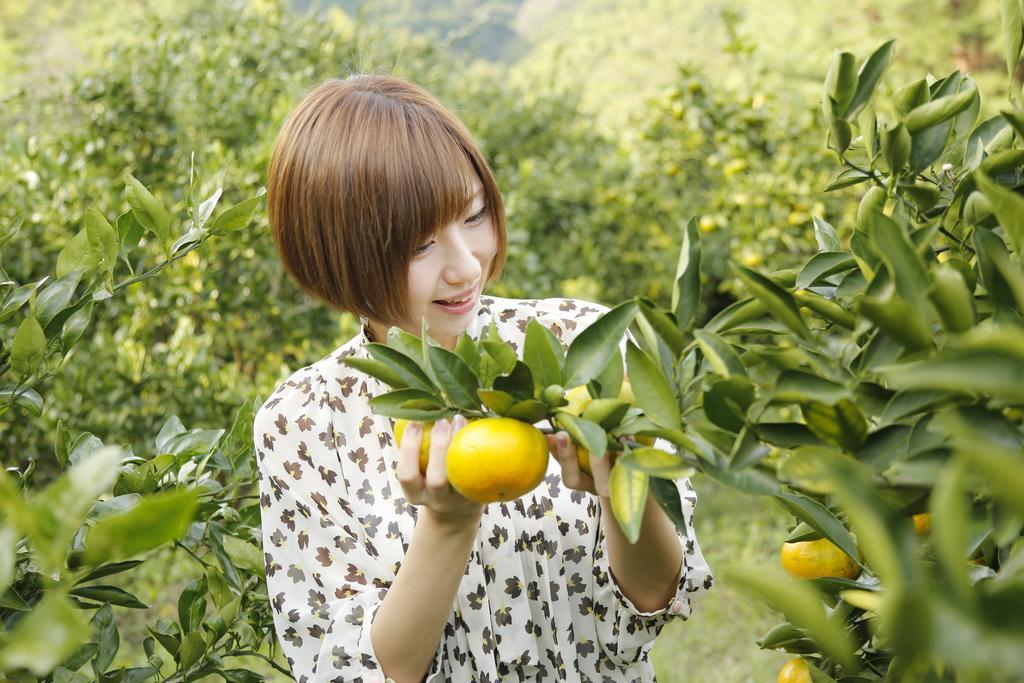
266;74;507;327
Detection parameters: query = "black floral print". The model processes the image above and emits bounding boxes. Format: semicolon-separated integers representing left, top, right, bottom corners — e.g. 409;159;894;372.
254;296;713;682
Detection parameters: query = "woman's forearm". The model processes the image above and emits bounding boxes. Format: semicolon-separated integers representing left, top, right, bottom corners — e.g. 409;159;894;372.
600;492;683;613
371;508;481;682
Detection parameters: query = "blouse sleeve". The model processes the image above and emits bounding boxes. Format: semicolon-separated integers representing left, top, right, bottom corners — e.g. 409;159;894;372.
254;367;438;683
590;472;713;666
554;299;714;666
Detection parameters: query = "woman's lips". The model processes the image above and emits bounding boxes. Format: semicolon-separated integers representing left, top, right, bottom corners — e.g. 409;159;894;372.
432;291;477;314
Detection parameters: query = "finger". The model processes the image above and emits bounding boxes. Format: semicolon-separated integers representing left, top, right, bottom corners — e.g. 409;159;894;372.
424;419;452;494
554;431;585;489
395;421;426;499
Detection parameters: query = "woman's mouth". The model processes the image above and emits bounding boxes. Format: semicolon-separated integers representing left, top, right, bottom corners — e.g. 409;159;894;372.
432;291;477;314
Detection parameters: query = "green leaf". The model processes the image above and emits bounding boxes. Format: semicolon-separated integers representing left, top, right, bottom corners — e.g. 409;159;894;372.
124;174;171;243
480;339;517;375
772;371;849;405
503;399;548;423
493;361;535;401
178;577;207;634
649;478;691;540
624;341;680;430
880;326;1024;402
693;330;745;378
702;376;756;433
930;459;974;608
976;170;1024;254
222;535;266;575
863;210;930;303
362;344;434;392
825;50;858;116
61;299;93;349
176;631;206;669
800;399;868;452
478;389;516;415
812;217;842;252
974;226;1016;310
210;192;263;231
343;356;408;389
722;566;855;669
796;252;856;290
859;286;933;351
524;319;564;390
84;208;119;277
36;270;84;328
56;229;102;280
580;398;631;430
563;300;637;388
0;525;15;594
929;263;976;333
1001;0;1024;81
83;488;198;565
636;298;687;356
843;39;896;120
0;592;91;674
824;167;871;192
895;78;930;118
775;492;861;569
882;122;912;174
369;389;447;421
0;385;43;417
25;446;122;574
903;88;977;134
672;218;701;331
11;314;47;379
608;460;649;544
617;447;693;480
454;332;481;376
72;584;148;609
554;411;607;459
731;265;811;340
936;410;1024;517
426;346;480;411
792;290;856;330
592;340;625;398
74;560;144;585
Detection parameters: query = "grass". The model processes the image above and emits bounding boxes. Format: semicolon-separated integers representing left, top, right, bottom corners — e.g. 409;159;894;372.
651;474;794;683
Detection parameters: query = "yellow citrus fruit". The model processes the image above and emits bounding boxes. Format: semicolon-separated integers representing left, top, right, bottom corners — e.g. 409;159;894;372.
912;513;931;536
393;419;433;474
778;658;812;683
446;417;549;503
781;538;860;580
562;379;653;474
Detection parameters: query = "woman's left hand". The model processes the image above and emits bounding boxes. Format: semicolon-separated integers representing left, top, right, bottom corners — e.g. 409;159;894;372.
547;430;616;499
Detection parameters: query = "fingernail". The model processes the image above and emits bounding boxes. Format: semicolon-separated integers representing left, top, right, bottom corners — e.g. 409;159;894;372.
435;419;449;433
558;432;569;448
454;415;466;429
408;422;421;434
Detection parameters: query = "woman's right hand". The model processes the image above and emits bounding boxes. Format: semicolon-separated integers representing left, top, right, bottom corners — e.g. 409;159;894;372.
395;415;484;525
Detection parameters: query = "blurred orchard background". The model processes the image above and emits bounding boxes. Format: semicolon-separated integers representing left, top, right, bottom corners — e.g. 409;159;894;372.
0;0;1012;681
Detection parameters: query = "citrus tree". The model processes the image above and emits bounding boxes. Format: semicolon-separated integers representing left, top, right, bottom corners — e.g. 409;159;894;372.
355;26;1024;683
0;170;285;681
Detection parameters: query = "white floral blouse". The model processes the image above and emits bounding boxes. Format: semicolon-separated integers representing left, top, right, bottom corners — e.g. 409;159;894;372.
253;295;713;683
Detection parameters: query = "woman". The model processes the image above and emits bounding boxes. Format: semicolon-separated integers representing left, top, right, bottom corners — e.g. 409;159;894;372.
256;73;712;683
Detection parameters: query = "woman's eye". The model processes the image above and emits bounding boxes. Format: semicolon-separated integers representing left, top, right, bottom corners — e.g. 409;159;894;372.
415;241;434;255
467;206;487;225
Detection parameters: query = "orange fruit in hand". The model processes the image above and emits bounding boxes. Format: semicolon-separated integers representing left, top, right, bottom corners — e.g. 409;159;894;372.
446;417;549;503
778;658;812;683
781;538;860;580
393;419;433;474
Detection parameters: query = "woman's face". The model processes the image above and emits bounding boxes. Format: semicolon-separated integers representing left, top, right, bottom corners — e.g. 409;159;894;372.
369;174;497;350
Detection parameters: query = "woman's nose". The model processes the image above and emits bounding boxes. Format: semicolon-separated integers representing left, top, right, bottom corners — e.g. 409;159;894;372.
443;235;483;285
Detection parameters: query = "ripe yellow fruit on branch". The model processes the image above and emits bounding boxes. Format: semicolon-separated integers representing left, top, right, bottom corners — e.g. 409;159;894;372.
446;417;549;503
912;512;931;536
562;379;654;474
778;658;812;683
780;538;860;580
